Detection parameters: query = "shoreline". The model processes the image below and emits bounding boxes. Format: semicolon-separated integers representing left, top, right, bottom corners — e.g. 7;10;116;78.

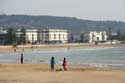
0;63;124;72
0;63;125;71
0;43;125;52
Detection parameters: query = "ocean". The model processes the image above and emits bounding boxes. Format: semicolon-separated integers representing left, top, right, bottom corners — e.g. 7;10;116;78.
0;47;125;69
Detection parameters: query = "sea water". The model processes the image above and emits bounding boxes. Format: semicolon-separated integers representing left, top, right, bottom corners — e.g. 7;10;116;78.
0;47;125;69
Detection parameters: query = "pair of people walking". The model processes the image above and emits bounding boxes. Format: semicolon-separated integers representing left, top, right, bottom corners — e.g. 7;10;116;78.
50;57;67;71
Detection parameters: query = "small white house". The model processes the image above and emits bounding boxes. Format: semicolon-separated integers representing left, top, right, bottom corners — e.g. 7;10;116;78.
83;31;108;43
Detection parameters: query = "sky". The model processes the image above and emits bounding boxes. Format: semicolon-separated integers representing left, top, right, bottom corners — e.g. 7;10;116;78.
0;0;125;21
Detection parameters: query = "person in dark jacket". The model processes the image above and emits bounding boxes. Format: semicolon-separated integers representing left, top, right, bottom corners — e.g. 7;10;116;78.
50;57;55;71
21;53;23;64
62;57;67;71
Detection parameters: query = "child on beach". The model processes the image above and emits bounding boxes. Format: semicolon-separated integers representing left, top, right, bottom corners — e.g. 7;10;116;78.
62;57;67;71
50;57;55;71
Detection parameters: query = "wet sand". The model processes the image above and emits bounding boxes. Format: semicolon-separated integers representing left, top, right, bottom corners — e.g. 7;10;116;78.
0;43;125;52
0;64;125;83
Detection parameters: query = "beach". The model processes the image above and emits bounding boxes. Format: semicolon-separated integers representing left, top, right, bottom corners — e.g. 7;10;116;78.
0;44;125;83
0;64;125;83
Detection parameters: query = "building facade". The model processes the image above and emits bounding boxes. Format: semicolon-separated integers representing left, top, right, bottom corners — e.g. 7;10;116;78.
38;29;68;43
16;29;38;44
0;28;68;45
83;31;108;43
26;29;38;44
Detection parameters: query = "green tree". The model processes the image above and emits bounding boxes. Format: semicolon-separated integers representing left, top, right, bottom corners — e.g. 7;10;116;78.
121;35;125;41
80;32;84;42
108;27;112;40
5;28;17;45
19;27;26;44
68;33;74;43
117;30;122;41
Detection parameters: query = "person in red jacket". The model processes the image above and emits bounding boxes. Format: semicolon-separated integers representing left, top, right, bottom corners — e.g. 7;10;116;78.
62;57;67;71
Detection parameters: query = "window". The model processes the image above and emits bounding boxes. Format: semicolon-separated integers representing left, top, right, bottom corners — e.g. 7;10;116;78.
54;34;56;39
45;34;49;39
97;37;99;41
42;34;44;39
59;34;61;40
32;34;34;42
63;34;65;39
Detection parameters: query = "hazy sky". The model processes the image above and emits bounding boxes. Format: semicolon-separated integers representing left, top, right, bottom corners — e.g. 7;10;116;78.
0;0;125;21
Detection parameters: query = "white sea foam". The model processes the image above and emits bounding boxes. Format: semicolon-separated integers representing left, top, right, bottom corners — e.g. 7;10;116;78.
86;63;125;68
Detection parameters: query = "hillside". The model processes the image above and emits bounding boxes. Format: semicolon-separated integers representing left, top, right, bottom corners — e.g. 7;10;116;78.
0;15;125;33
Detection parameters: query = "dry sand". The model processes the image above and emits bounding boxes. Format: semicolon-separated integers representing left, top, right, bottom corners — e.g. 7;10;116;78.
0;64;125;83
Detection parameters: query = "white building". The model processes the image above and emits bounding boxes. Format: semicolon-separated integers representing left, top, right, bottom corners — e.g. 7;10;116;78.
26;29;38;43
83;31;108;43
38;29;68;43
16;29;38;44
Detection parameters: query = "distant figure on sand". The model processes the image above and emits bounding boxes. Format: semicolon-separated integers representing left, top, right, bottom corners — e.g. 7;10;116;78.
62;57;67;71
50;57;55;71
22;49;24;52
21;54;23;64
14;49;16;52
67;47;70;50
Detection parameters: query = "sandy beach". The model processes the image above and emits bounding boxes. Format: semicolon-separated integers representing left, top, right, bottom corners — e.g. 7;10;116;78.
0;64;125;83
0;44;125;83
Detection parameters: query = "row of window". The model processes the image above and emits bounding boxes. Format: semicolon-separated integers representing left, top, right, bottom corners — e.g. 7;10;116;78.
40;34;67;39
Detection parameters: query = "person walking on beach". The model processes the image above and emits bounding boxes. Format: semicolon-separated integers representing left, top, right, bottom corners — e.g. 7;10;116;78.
50;57;55;71
21;54;23;64
62;57;67;71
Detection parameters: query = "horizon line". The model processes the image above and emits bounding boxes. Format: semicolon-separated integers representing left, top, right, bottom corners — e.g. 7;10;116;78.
0;13;125;22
